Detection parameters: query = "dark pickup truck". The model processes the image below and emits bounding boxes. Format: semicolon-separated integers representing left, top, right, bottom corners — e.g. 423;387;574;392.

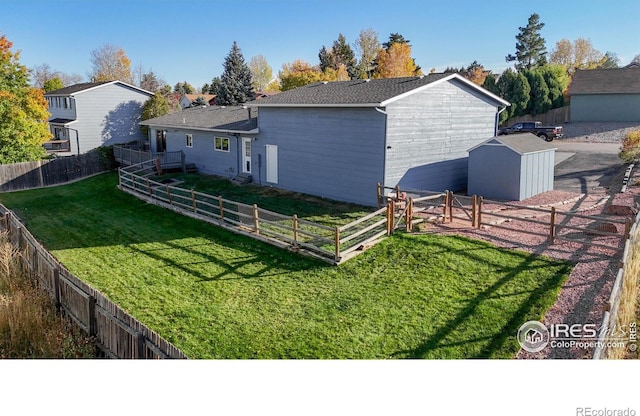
498;121;563;141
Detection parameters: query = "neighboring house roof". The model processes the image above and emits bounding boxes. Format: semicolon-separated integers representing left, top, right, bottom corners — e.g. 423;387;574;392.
183;93;216;104
569;68;640;95
45;80;154;97
140;105;258;134
468;134;557;155
247;73;509;108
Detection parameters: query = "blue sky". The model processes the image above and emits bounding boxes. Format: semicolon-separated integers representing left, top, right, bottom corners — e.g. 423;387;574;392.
1;0;639;90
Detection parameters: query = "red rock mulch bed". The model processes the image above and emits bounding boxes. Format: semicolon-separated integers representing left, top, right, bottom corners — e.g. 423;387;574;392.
413;170;640;359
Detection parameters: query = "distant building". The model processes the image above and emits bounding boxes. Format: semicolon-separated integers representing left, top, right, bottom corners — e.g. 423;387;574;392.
179;93;216;109
569;67;640;122
45;81;153;155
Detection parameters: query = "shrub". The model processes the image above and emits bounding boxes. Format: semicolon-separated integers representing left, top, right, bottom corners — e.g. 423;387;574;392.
0;232;96;358
619;130;640;163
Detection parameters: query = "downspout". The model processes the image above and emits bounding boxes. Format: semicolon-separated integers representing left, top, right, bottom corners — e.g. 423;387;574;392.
495;105;507;136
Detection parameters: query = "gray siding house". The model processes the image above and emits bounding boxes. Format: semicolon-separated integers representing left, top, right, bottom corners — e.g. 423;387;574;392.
467;134;556;201
45;81;154;155
141;105;258;178
569;68;640;122
247;74;508;205
140;73;508;206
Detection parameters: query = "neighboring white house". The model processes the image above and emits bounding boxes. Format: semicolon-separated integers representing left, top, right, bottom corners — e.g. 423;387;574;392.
44;81;154;155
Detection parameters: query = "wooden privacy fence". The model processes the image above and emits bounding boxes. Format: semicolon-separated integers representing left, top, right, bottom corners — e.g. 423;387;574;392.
593;210;640;359
118;161;396;264
0;204;187;359
0;149;111;192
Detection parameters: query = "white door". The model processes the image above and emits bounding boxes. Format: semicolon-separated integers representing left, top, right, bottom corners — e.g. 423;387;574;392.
242;137;252;174
265;144;278;184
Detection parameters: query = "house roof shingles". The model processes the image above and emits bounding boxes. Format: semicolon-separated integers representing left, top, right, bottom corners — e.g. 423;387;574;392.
470;134;557;155
569;68;640;95
45;81;154;96
45;82;112;95
140;105;258;133
247;73;508;107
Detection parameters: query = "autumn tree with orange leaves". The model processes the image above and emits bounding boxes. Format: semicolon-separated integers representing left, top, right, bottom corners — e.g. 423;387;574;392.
89;43;133;83
0;34;51;163
373;34;422;78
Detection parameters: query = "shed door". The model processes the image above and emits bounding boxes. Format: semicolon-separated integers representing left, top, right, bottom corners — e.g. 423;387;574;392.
242;137;252;174
265;145;278;184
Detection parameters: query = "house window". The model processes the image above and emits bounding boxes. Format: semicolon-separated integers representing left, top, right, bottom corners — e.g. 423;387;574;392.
214;137;230;152
63;97;70;109
186;134;193;148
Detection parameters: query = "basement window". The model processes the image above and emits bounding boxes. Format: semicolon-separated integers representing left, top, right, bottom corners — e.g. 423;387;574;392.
214;137;229;152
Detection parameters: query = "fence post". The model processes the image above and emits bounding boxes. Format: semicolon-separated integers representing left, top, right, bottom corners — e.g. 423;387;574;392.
181;151;186;173
442;191;448;223
53;267;61;310
334;226;340;263
471;195;477;227
166;185;172;204
191;190;197;212
136;332;145;359
4;212;10;233
146;179;152;196
88;295;96;337
448;191;454;223
624;218;632;239
376;182;381;209
218;196;224;225
37;159;45;188
387;200;395;235
293;214;299;246
549;207;557;244
253;204;260;234
405;198;413;232
477;197;483;229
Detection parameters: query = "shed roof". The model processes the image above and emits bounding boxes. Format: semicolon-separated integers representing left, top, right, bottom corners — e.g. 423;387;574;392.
139;105;258;134
45;80;154;97
247;73;509;108
569;68;640;95
468;134;557;155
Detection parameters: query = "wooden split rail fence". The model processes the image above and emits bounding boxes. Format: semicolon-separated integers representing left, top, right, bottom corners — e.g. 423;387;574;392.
119;161;400;264
0;204;187;359
435;190;632;252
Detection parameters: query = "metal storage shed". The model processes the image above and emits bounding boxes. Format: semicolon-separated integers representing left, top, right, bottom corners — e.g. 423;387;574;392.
467;134;556;201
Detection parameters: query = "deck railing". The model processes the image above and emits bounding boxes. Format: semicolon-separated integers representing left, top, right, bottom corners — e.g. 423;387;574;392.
113;145;185;171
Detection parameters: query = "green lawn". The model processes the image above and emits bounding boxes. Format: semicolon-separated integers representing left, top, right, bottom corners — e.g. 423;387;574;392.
0;172;571;358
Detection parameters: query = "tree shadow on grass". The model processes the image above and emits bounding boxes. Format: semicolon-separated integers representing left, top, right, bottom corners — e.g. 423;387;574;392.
126;237;324;282
390;234;571;359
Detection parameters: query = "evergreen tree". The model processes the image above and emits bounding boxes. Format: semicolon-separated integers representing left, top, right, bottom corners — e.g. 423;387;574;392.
318;45;333;72
173;81;194;95
540;65;565;108
208;77;222;96
523;69;551;115
0;34;50;163
215;42;254;105
506;13;547;70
